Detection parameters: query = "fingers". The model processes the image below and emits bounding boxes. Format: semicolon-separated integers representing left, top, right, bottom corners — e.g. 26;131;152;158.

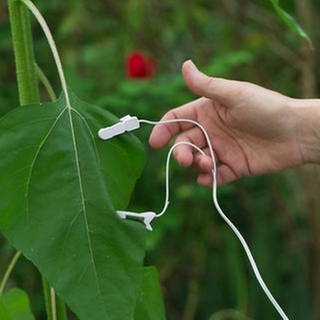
197;173;212;187
173;127;207;167
194;152;213;172
149;97;206;149
197;165;238;187
173;143;194;168
182;60;244;106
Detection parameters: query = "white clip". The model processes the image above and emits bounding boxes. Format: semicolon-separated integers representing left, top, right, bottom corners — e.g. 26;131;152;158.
98;115;140;140
116;210;156;231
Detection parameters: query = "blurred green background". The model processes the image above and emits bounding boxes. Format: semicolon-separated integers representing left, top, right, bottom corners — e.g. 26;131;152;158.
0;0;319;319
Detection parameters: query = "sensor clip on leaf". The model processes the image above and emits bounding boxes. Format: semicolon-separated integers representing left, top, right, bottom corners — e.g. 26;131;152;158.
116;211;156;231
98;115;140;140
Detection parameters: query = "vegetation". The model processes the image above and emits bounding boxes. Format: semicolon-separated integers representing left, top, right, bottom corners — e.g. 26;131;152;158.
0;0;319;319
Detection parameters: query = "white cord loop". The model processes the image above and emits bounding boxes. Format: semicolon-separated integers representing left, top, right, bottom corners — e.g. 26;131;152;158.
99;115;289;320
141;118;289;320
157;140;205;217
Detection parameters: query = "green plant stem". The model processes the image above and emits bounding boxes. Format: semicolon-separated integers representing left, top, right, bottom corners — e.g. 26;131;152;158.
35;63;57;101
42;276;67;320
43;278;68;320
42;277;54;320
21;0;70;106
8;0;39;105
8;0;50;318
8;1;67;319
51;287;57;320
0;251;21;295
56;293;68;320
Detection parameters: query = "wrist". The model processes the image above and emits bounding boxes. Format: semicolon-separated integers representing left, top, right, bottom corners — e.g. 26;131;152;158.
290;98;320;164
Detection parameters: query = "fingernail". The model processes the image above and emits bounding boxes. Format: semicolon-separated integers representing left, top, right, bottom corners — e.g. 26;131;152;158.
183;59;193;68
185;59;196;69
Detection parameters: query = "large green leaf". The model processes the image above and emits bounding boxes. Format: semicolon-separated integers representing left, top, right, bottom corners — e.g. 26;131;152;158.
134;267;166;320
269;0;312;47
0;90;146;320
0;288;34;320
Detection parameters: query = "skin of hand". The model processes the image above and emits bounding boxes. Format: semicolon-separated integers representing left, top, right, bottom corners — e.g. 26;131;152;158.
149;60;320;187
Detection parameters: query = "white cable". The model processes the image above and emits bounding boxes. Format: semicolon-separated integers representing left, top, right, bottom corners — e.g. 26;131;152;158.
139;118;289;320
157;141;205;217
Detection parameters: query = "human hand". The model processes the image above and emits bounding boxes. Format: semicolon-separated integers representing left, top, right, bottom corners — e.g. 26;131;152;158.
149;60;319;186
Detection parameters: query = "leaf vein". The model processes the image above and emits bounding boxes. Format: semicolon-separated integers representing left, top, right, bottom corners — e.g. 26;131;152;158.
25;107;68;224
70;108;100;165
66;107;104;308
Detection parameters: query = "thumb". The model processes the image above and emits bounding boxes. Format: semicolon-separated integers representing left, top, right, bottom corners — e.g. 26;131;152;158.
182;60;241;105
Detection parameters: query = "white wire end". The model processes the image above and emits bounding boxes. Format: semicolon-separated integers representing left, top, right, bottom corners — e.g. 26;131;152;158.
98;115;140;140
116;210;156;231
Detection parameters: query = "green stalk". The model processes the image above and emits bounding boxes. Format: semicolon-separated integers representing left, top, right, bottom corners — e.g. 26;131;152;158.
0;251;21;295
42;277;68;320
8;0;39;105
56;293;68;320
42;277;54;320
35;63;57;101
8;1;67;319
8;0;50;317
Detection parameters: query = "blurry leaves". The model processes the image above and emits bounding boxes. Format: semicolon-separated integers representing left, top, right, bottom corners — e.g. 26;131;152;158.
58;5;86;38
269;0;312;47
0;288;34;320
125;0;146;30
208;308;251;320
97;75;189;119
205;50;254;77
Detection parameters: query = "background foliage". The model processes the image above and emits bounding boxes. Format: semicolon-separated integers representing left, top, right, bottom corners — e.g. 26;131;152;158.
0;0;319;319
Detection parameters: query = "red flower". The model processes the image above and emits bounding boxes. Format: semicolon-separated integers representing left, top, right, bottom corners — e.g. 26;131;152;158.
126;52;157;79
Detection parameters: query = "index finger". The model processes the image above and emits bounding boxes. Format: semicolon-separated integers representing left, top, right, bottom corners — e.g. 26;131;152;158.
149;97;207;149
